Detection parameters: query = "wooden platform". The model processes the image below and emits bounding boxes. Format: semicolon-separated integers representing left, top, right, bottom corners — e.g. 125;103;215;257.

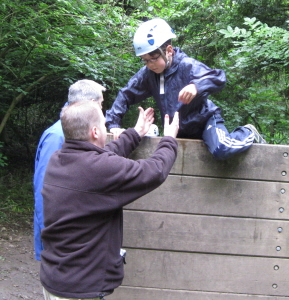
108;137;289;299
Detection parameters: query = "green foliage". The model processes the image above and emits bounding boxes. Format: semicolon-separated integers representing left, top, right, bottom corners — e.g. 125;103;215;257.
220;17;289;68
0;168;33;217
0;0;141;133
218;17;289;144
0;142;8;168
0;0;289;167
231;0;289;28
1;0;289;217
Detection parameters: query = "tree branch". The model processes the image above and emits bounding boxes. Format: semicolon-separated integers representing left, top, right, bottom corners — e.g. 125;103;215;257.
0;74;51;135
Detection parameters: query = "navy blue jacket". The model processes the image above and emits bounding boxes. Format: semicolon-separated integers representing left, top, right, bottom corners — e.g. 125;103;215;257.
106;47;226;139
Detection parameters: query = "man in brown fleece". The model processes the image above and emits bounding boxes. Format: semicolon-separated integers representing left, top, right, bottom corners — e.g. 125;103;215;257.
40;99;179;300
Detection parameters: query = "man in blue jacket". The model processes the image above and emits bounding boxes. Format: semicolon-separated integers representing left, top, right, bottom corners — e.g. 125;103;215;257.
106;18;266;160
33;79;106;260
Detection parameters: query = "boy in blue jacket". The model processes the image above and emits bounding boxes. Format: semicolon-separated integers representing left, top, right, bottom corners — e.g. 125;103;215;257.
106;18;266;160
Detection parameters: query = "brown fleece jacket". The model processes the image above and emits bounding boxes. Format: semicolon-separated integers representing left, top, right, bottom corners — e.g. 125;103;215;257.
40;128;178;298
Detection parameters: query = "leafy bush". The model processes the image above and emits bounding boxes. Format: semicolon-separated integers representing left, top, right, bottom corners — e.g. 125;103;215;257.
0;142;7;168
0;168;34;222
219;18;289;144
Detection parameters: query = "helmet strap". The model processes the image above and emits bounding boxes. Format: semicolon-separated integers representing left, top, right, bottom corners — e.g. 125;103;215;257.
158;47;170;69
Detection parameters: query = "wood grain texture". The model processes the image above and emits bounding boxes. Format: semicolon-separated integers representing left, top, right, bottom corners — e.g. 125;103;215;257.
105;135;289;299
109;286;289;300
123;211;289;257
120;249;289;297
125;175;289;219
129;137;289;182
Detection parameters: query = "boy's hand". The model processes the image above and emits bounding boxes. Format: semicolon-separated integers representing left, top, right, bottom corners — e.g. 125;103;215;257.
178;83;197;104
164;112;179;138
110;128;126;140
134;107;154;138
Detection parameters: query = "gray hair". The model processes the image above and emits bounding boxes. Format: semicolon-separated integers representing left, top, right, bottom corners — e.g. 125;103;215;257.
68;79;106;103
61;100;103;141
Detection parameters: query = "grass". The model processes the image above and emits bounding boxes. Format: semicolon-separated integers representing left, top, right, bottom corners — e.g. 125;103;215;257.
0;167;34;225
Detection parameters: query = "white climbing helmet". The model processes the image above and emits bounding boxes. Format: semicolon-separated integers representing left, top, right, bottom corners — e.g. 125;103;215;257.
145;124;159;137
133;18;177;57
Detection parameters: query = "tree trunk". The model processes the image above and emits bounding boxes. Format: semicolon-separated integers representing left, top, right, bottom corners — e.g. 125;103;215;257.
0;75;49;135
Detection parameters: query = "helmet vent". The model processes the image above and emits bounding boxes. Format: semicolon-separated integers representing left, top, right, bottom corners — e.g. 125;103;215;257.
147;33;154;45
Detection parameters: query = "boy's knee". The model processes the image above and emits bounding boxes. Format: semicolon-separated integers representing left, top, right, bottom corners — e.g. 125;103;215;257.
211;145;233;161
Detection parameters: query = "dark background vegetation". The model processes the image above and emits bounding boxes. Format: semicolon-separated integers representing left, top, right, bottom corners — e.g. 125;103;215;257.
0;0;289;219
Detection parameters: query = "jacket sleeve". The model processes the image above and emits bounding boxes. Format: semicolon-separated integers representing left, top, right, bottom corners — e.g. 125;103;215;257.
33;123;64;260
104;128;141;158
105;68;152;130
101;136;178;208
189;59;226;98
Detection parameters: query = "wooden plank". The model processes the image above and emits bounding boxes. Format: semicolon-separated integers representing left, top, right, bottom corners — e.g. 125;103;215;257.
127;137;289;182
119;249;289;297
104;135;289;299
123;211;289;257
125;175;289;220
109;286;289;300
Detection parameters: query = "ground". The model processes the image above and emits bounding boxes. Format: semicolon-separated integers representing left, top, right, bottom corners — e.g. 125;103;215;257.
0;213;43;300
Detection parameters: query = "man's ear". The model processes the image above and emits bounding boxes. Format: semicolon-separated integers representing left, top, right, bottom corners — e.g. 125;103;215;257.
91;126;99;140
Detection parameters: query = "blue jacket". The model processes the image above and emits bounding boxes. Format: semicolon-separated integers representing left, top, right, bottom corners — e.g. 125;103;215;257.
106;47;226;139
33;119;64;260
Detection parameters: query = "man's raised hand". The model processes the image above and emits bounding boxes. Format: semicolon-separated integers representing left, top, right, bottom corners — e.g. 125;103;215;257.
164;112;179;138
134;107;155;138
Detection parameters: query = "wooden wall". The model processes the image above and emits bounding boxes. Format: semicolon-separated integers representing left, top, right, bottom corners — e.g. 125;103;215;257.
108;137;289;299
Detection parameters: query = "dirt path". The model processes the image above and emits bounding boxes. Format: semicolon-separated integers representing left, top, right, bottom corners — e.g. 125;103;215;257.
0;219;43;300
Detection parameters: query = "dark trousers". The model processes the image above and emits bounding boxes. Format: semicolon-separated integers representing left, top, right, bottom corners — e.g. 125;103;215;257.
202;115;254;160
